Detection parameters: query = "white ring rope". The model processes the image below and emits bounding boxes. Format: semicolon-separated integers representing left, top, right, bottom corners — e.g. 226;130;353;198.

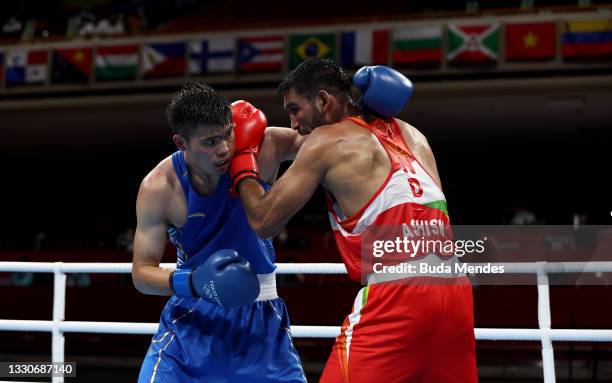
2;261;611;383
2;261;612;274
1;319;612;342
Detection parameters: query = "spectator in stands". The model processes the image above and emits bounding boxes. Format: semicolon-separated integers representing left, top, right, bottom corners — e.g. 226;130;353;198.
67;273;91;287
95;12;125;37
126;8;146;35
2;17;23;37
77;13;96;38
511;203;537;225
10;257;34;287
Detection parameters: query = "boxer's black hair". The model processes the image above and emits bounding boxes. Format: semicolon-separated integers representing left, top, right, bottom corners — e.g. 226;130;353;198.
167;83;231;139
278;58;352;100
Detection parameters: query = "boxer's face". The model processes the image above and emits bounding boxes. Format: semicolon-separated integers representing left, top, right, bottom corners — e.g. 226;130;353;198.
283;89;326;135
174;124;235;176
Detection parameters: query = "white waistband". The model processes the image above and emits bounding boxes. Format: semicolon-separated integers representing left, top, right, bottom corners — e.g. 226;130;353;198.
256;273;278;301
367;254;465;285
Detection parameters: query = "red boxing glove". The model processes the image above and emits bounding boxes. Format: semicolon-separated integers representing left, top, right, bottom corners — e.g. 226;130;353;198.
230;100;267;190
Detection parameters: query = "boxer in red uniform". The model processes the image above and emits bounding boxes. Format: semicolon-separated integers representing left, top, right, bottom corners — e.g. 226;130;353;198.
231;59;478;383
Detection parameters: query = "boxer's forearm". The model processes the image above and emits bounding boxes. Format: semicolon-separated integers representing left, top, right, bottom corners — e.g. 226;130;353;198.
238;178;287;238
132;263;173;296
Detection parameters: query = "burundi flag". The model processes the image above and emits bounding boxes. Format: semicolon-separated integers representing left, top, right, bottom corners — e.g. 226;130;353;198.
505;22;556;61
6;49;48;85
562;19;612;59
52;47;92;84
290;33;335;69
447;23;499;64
392;26;442;65
95;44;138;81
237;35;283;73
189;37;235;75
340;29;389;67
142;42;186;79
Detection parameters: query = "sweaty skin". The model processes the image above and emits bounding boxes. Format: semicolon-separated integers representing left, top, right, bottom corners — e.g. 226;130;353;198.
133;126;304;295
238;90;442;239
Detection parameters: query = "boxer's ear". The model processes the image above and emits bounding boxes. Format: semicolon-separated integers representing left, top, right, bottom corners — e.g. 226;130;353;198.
316;90;332;112
173;134;187;151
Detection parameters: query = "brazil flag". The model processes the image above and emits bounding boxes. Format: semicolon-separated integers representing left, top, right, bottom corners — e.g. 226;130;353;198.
290;33;336;69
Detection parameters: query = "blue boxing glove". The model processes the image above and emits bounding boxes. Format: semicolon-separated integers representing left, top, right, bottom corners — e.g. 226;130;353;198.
353;65;413;118
169;249;260;308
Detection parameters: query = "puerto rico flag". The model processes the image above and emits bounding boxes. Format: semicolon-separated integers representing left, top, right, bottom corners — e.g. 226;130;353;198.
237;35;283;72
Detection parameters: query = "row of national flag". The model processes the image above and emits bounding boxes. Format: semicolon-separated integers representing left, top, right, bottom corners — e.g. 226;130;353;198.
0;19;610;86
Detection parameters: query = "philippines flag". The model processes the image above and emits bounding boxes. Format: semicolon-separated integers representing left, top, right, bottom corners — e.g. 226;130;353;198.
142;42;186;79
189;37;235;74
6;49;48;85
237;35;283;72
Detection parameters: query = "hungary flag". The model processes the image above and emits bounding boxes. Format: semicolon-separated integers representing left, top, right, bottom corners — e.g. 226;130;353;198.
447;24;499;64
392;26;442;65
95;44;138;81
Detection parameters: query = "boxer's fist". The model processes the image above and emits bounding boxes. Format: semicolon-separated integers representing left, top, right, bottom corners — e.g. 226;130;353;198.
229;100;267;189
353;66;413;118
170;249;260;308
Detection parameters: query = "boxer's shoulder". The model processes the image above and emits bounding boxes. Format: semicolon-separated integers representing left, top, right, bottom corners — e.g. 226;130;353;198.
138;156;181;212
259;126;301;159
395;118;441;185
394;118;430;154
321;119;380;153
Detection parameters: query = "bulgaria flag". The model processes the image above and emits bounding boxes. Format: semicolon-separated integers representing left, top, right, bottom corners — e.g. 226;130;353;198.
95;44;138;81
447;24;499;64
340;29;389;66
392;26;442;65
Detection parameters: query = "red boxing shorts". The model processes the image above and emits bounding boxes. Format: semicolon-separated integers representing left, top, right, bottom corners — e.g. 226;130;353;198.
320;276;477;383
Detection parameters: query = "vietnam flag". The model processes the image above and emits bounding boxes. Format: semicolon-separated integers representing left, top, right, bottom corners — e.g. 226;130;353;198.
505;22;556;61
52;47;92;84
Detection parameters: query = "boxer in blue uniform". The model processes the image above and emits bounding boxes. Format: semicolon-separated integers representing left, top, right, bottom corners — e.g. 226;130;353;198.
133;83;306;382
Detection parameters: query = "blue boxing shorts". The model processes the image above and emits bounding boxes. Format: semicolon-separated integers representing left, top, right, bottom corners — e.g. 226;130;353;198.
137;274;305;383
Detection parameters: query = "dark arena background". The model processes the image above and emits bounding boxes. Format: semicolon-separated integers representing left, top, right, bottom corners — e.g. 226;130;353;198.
1;0;612;382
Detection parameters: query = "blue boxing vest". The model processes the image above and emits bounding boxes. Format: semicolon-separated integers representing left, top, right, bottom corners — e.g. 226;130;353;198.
167;151;276;274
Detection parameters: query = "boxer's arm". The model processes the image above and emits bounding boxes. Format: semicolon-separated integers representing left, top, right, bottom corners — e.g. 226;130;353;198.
257;127;307;184
239;130;330;238
132;178;173;296
273;127;307;161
